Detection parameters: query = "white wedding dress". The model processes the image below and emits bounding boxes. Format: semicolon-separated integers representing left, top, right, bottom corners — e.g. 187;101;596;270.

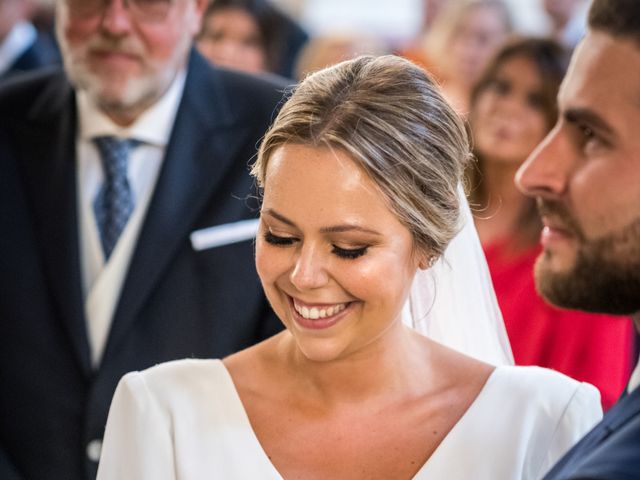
97;358;601;480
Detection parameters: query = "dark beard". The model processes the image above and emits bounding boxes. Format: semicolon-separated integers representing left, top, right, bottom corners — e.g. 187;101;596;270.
534;200;640;315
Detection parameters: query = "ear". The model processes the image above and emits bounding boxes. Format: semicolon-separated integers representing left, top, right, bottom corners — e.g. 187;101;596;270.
189;0;209;35
417;252;435;270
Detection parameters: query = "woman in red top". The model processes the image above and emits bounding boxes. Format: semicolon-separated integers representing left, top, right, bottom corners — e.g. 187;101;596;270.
468;37;634;409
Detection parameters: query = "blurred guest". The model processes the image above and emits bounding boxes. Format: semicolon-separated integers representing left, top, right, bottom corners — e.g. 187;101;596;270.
294;33;388;80
197;0;307;77
422;0;447;30
403;0;512;115
0;0;59;80
468;37;634;409
543;0;588;50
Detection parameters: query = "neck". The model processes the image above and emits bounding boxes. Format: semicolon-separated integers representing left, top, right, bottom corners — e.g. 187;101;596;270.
278;323;434;408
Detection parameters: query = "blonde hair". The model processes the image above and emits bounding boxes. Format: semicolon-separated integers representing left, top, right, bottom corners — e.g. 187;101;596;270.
252;55;472;258
424;0;512;74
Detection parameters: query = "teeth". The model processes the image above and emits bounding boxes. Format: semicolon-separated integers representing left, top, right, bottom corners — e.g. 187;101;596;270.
293;301;347;320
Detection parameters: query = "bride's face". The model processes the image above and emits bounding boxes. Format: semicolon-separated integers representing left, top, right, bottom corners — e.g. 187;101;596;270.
256;144;421;362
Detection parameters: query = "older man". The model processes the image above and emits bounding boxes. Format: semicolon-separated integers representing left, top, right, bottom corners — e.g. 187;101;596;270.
516;0;640;477
0;0;286;478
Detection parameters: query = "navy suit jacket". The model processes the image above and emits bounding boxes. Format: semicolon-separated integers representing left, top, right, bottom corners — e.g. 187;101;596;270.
0;51;287;480
544;385;640;479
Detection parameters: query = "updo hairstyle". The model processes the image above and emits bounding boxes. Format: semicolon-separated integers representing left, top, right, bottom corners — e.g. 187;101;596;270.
252;55;472;259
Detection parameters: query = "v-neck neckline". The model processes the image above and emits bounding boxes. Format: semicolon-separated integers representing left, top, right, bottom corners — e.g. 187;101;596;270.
215;359;501;480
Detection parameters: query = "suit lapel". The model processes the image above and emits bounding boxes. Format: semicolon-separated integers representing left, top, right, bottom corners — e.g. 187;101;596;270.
545;385;640;479
16;73;92;374
103;52;254;358
597;385;640;439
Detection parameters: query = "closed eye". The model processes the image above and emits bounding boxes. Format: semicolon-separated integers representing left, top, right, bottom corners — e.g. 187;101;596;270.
263;231;297;246
332;245;368;259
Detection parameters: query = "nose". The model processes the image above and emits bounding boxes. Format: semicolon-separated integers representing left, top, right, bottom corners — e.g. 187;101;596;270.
289;245;329;291
100;0;133;35
515;122;572;199
495;92;524;118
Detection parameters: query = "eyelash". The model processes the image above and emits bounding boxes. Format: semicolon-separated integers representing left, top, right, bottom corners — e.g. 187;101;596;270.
578;124;595;140
263;232;369;260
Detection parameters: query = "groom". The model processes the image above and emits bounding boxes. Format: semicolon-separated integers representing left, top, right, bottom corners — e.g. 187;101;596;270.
516;0;640;477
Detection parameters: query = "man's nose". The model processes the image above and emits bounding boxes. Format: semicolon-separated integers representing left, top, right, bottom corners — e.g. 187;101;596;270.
100;0;134;36
516;123;572;199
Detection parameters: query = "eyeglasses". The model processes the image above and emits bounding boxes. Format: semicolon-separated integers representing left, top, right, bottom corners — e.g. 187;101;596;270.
64;0;176;23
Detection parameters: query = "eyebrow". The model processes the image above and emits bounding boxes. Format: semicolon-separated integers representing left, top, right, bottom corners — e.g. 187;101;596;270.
564;107;615;137
262;208;382;236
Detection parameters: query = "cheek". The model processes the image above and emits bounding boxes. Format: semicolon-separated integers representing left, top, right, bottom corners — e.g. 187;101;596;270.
350;251;416;309
471;97;496;148
472;93;495;124
254;240;275;285
523;113;549;147
572;163;640;237
60;16;100;45
255;241;294;290
140;28;180;59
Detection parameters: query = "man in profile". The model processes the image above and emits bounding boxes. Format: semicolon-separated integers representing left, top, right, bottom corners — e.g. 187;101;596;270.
516;0;640;476
0;0;285;478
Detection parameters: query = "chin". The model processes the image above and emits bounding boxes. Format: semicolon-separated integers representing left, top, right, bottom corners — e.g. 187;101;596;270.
294;340;352;364
72;62;172;113
538;246;578;275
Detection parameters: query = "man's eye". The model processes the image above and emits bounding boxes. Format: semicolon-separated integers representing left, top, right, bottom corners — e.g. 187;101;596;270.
331;245;368;259
579;124;595;139
263;231;296;246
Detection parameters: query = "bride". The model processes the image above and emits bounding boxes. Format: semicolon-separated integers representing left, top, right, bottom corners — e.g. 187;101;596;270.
97;55;601;480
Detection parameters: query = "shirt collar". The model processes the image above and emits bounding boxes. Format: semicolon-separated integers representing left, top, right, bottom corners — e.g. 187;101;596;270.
77;69;187;147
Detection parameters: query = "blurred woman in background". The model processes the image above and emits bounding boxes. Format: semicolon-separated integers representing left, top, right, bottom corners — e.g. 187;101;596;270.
196;0;307;78
403;0;512;115
468;37;634;409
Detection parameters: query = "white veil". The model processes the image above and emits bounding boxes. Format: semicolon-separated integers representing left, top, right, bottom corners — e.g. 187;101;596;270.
402;184;514;366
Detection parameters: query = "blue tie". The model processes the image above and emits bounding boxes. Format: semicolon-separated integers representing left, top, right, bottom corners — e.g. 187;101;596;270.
93;136;138;260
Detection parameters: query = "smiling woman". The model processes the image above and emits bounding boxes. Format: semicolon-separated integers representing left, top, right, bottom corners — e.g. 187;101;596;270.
97;55;602;480
255;144;421;362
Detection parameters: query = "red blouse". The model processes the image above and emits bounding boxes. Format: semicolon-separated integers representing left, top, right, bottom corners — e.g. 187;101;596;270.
484;240;634;410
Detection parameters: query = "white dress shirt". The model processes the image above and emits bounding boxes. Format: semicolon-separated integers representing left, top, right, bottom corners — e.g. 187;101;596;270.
76;71;186;367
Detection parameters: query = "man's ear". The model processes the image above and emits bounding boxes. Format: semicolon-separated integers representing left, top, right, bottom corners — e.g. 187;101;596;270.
189;0;209;36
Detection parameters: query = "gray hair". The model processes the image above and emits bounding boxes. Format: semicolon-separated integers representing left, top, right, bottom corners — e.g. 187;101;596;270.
252;55;472;258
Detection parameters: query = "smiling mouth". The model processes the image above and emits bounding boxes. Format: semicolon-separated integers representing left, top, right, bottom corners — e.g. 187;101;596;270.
292;299;348;319
289;297;353;330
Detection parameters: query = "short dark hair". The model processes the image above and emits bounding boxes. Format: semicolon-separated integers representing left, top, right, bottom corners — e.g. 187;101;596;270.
588;0;640;44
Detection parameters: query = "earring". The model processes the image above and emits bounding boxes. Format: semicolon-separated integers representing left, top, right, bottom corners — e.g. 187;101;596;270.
420;256;437;270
